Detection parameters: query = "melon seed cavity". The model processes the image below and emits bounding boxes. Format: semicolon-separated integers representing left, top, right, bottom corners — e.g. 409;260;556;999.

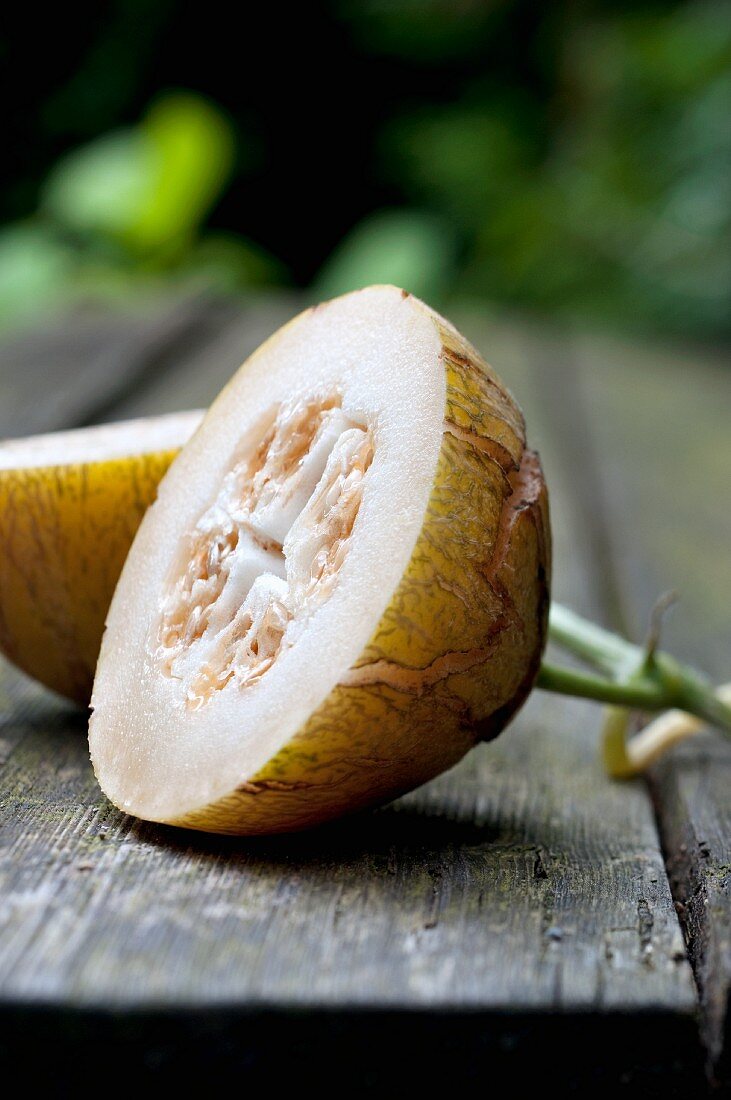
155;398;373;708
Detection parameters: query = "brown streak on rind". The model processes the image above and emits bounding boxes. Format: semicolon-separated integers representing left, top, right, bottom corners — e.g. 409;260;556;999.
443;419;519;482
481;448;547;605
438;324;527;443
237;779;312;794
476;449;551;742
339;645;499;696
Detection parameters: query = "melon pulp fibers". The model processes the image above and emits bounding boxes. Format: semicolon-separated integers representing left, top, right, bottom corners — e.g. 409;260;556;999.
90;287;550;834
0;412;202;701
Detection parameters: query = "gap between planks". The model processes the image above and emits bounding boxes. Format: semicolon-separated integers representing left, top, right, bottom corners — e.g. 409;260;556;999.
519;319;731;1084
567;328;731;1086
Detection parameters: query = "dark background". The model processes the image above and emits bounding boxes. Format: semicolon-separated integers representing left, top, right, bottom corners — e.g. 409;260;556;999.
2;0;729;337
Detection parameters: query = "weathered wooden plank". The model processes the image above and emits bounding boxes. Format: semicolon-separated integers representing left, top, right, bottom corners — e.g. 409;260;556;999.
570;330;731;672
0;300;702;1084
655;739;731;1084
0;671;693;1012
0;292;233;437
571;330;731;1081
0;662;702;1088
104;292;302;422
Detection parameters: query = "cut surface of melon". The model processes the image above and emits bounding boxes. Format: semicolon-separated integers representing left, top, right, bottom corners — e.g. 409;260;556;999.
0;412;202;470
90;287;550;833
0;411;202;701
156;398;374;709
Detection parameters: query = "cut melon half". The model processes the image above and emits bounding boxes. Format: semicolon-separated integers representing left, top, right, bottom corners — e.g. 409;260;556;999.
90;287;550;833
0;411;202;701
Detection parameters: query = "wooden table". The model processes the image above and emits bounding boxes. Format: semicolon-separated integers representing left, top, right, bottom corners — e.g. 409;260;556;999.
0;292;729;1094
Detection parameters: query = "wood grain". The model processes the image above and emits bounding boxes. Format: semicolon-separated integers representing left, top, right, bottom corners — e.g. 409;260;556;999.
103;291;302;422
0;291;233;438
573;329;731;1083
0;297;717;1088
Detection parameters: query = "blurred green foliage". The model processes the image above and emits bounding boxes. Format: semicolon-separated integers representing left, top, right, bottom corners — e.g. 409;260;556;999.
44;95;235;260
0;93;279;326
1;1;729;337
315;210;457;303
337;0;731;335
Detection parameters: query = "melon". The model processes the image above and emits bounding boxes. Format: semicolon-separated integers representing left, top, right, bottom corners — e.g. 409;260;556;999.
0;411;202;701
89;287;550;833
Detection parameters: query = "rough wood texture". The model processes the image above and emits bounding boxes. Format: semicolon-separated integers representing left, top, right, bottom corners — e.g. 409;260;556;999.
0;295;725;1091
0;291;233;437
0;670;692;1011
571;330;731;1084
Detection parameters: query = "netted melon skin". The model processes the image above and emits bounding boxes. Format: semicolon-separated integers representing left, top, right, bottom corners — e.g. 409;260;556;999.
0;450;180;703
174;307;550;834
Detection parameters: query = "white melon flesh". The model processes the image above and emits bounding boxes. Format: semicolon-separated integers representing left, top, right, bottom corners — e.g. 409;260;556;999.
89;286;550;834
0;411;203;470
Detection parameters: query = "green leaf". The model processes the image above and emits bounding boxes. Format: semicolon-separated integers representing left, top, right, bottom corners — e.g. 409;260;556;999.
314;209;456;302
42;92;235;263
43;131;155;241
130;92;236;257
0;224;76;326
180;233;287;289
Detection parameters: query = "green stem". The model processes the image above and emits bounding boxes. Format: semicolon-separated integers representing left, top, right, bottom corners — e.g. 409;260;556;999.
536;662;666;711
541;603;731;739
653;654;731;733
547;604;638;677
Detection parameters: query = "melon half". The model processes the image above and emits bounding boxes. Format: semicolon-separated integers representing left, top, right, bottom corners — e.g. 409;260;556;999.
89;287;550;834
0;411;202;701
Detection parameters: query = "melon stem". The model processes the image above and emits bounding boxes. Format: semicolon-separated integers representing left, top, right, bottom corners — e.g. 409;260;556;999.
538;603;731;774
537;662;667;711
545;604;639;678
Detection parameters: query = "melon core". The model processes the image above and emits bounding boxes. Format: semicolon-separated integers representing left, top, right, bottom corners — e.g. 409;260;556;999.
156;398;374;709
